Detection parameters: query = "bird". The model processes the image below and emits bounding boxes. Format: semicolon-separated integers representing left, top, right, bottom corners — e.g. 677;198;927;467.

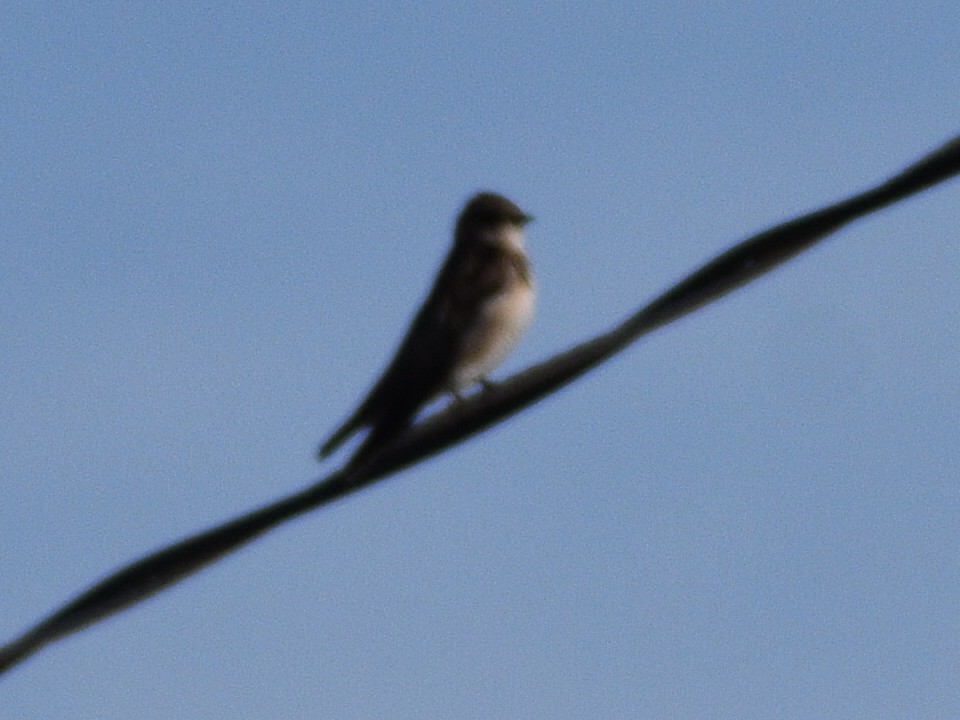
318;191;535;462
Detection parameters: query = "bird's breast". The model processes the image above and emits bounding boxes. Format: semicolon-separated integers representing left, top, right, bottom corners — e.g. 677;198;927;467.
448;278;535;393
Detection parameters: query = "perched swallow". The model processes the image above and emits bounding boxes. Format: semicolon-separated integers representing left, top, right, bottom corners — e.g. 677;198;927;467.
318;192;535;461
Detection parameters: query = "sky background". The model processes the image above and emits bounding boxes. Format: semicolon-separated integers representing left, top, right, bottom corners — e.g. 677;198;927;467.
3;3;959;718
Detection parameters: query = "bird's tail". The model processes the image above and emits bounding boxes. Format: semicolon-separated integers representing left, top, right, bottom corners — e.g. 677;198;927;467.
317;415;364;460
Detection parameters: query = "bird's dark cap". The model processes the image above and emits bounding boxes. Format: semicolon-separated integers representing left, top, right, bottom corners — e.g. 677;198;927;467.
459;191;533;227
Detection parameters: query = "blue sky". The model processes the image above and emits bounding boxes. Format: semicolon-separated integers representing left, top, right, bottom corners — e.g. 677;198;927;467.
3;3;959;717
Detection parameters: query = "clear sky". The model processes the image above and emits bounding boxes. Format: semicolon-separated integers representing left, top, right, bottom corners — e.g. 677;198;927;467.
3;3;959;718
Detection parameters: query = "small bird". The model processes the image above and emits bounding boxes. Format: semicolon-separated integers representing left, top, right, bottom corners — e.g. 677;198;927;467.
318;192;535;461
